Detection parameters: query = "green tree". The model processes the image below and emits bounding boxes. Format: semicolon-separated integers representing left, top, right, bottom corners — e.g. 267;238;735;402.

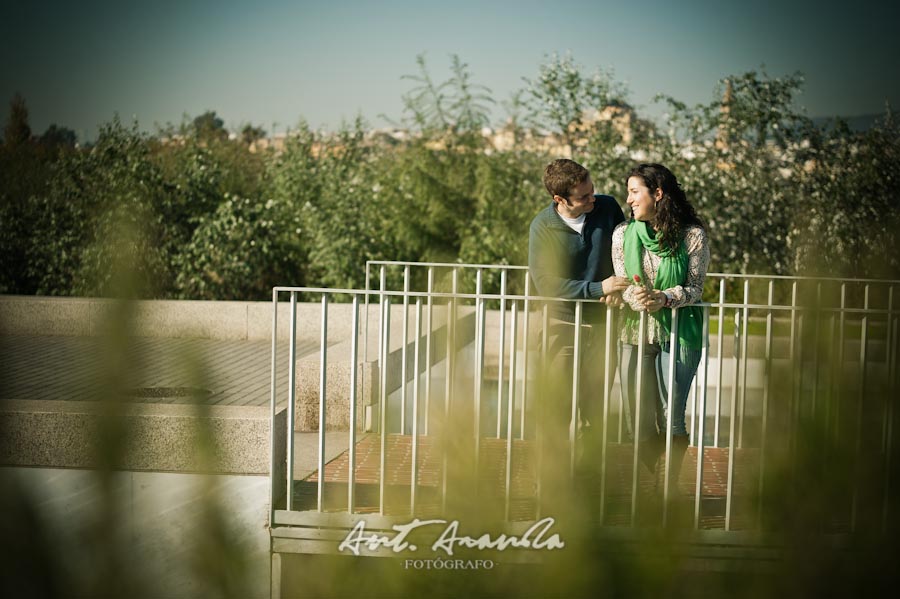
649;69;818;275
174;193;303;299
790;113;900;277
657;68;810;148
3;93;32;146
191;110;228;141
239;124;266;146
152;117;268;295
521;53;627;150
39;124;77;151
281;118;410;290
397;53;494;144
723;69;810;148
457;149;547;293
0;140;53;293
23;119;170;296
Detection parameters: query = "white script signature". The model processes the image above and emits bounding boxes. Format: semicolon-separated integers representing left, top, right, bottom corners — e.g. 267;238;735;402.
338;517;565;556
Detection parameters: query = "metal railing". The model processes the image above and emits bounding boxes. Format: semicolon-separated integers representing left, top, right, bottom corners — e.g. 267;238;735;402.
269;262;899;537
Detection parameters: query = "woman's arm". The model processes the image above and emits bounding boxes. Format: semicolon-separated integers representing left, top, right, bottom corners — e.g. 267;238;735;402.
662;226;709;308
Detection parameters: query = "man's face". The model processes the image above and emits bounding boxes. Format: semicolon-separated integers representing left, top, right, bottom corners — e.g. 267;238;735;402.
555;178;595;219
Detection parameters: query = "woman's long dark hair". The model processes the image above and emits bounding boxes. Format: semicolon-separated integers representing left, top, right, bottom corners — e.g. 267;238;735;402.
627;163;705;251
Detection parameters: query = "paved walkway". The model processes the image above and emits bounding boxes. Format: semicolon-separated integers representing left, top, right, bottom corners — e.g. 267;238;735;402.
295;434;769;530
0;334;318;406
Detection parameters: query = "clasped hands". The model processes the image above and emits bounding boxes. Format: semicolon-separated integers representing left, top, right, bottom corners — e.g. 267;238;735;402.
599;276;666;312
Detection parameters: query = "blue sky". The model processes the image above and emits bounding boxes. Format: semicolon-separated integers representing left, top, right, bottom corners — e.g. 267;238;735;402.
3;0;898;141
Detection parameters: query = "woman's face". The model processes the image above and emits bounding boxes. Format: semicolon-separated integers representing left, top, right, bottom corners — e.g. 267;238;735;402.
626;176;660;222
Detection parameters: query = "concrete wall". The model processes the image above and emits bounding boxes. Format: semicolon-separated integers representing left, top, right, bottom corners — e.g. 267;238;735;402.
3;467;272;598
0;294;381;343
0;399;286;598
0;400;285;476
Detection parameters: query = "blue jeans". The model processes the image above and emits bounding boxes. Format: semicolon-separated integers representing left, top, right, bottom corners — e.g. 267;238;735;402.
619;342;701;441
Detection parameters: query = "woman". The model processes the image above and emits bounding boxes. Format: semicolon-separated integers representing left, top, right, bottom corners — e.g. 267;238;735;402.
612;163;709;489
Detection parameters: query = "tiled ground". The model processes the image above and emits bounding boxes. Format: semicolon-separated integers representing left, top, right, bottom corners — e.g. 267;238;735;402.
295;434;768;529
0;334;315;406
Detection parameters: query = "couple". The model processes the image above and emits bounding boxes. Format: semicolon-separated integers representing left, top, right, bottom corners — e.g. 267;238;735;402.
528;158;709;485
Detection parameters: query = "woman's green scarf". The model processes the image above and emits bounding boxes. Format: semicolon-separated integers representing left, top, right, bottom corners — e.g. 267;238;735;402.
623;220;703;350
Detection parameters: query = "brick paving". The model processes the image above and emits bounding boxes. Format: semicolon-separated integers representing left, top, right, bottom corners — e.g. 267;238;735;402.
0;334;314;406
296;434;767;529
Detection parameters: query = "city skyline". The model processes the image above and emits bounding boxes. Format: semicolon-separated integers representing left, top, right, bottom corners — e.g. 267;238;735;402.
3;0;898;141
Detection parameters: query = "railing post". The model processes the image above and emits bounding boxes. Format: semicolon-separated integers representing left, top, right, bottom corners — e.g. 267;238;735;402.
738;280;750;448
505;301;518;521
835;283;847;439
536;304;549;516
570;301;584;478
812;282;823;418
441;268;458;514
425;267;434;436
757;279;775;529
411;299;422;515
630;310;648;526
884;312;898;532
794;311;805;461
851;285;870;532
377;266;386;434
269;288;279;526
286;291;298;512
317;295;328;512
788;281;799;463
521;274;532;439
883;287;896;532
725;309;741;531
689;376;698;447
694;307;711;529
497;270;508;438
379;297;391;515
600;303;614;524
400;266;410;434
662;308;680;527
348;295;360;513
474;269;485;474
363;263;371;420
714;279;726;447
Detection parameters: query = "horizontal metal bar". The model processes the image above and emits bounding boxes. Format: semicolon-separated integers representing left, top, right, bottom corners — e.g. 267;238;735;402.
367;260;529;271
706;272;900;284
365;260;900;284
271;288;900;314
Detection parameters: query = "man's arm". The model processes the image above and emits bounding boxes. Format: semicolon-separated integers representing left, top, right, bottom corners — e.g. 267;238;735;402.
528;224;605;299
601;196;628;307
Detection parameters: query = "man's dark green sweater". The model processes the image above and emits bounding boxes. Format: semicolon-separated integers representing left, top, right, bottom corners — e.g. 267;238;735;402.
528;195;625;323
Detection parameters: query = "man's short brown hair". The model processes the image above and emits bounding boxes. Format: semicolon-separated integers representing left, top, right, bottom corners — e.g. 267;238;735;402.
543;159;590;199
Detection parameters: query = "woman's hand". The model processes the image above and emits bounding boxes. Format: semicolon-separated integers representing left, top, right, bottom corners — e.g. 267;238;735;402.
633;287;667;313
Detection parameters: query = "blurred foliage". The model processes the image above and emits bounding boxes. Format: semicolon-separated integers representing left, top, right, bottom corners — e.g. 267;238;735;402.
2;58;899;301
0;217;256;598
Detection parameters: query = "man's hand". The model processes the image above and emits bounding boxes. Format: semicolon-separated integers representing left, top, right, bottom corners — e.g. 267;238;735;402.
601;292;624;308
601;276;630;297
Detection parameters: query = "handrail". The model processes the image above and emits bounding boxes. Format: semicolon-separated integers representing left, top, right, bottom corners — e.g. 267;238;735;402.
270;273;898;537
365;260;900;285
273;287;899;315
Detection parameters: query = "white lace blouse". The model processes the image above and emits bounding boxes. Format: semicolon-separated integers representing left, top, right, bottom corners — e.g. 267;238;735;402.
611;222;710;345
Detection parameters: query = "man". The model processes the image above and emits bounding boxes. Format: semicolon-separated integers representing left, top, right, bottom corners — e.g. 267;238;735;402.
529;158;629;318
528;158;628;477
